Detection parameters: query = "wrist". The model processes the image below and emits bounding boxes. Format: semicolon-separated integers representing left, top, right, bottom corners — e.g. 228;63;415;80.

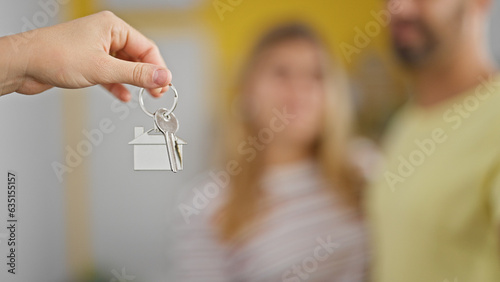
0;33;30;95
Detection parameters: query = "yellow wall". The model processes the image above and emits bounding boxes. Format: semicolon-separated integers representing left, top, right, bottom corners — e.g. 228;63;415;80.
202;0;390;71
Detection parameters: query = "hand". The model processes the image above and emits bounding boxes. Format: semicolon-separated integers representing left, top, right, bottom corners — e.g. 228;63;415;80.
1;11;172;102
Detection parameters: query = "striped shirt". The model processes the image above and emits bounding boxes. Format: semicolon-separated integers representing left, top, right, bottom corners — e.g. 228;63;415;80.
173;160;368;281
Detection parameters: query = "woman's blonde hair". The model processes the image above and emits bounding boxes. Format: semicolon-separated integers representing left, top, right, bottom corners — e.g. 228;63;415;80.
214;23;364;242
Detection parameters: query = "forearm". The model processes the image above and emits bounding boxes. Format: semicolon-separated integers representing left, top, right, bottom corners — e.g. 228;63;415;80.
0;33;29;96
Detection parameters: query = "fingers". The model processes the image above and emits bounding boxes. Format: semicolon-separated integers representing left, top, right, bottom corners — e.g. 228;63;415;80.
107;16;170;93
101;82;165;103
102;83;131;102
113;49;166;97
98;56;172;95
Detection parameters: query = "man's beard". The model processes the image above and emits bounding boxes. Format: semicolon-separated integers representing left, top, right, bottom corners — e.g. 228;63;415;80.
392;2;466;69
392;20;439;69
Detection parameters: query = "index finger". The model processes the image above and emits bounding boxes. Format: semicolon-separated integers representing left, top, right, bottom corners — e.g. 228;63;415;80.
106;15;170;93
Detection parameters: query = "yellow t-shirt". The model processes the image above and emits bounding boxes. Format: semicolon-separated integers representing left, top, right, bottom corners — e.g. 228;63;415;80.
367;75;500;282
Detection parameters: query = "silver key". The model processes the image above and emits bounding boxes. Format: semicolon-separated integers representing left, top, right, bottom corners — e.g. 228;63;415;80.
154;109;179;173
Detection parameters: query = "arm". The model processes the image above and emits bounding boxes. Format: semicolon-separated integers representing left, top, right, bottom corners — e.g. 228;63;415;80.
0;11;172;102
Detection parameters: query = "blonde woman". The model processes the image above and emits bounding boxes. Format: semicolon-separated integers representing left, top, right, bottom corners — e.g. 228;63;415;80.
174;23;368;281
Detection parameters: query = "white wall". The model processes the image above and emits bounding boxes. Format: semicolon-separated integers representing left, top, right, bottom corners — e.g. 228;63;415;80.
489;0;500;64
0;1;66;282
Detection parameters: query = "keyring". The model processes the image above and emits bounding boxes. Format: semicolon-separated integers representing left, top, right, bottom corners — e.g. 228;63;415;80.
138;84;178;118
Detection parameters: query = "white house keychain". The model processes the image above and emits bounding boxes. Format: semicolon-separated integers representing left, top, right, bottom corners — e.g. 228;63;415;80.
128;85;187;172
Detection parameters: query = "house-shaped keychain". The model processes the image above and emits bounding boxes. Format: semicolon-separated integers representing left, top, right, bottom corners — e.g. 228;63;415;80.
128;127;187;171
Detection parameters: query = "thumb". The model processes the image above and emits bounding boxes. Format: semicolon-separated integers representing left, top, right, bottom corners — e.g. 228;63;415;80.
102;57;172;89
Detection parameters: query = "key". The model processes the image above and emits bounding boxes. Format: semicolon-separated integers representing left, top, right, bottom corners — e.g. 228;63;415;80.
154;109;180;172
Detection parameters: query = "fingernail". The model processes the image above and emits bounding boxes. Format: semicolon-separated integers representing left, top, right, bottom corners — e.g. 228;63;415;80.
153;69;169;86
154;88;163;96
150;88;162;97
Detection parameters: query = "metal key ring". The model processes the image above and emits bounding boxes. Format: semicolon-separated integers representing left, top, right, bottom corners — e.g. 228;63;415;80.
138;84;178;118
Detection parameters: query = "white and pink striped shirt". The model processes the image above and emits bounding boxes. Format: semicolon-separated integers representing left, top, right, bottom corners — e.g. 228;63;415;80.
173;160;368;281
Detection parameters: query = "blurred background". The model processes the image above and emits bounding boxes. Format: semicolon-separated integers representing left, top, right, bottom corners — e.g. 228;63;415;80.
0;0;499;281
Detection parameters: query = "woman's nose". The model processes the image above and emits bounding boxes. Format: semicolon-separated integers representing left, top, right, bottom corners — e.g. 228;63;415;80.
287;75;314;97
